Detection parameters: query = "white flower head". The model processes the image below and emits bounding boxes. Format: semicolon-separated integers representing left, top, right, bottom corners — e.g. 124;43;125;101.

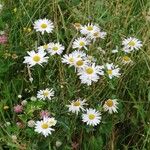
67;98;87;114
34;117;56;137
71;50;86;58
37;88;54;100
23;49;48;67
73;57;88;69
72;37;90;50
88;30;107;41
62;53;78;67
38;44;50;51
80;23;100;35
122;37;142;52
121;56;132;64
82;108;101;126
103;99;119;114
105;63;121;79
77;63;104;86
33;18;54;34
47;42;65;55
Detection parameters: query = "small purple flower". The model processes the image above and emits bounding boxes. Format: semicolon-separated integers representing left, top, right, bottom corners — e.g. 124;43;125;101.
0;34;8;44
14;105;23;113
39;110;50;119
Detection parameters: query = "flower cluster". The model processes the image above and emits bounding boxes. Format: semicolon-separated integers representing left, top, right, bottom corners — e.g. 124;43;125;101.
67;98;119;126
21;18;143;137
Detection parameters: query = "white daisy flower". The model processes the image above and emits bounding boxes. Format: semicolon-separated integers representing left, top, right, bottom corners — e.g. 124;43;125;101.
34;117;56;137
37;88;54;100
122;37;142;52
88;31;107;41
80;23;100;35
72;37;90;50
33;18;54;34
23;49;48;67
121;56;132;64
105;63;121;79
47;42;65;55
103;99;119;114
38;44;50;51
77;63;104;86
62;53;78;67
82;108;101;126
73;58;88;69
67;98;87;114
71;50;86;58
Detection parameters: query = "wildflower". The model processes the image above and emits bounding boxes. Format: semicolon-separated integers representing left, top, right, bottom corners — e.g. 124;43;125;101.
14;105;23;113
71;50;86;58
18;95;22;99
0;34;7;44
82;108;101;126
105;63;121;79
73;57;88;69
21;100;27;106
62;53;78;67
47;42;65;55
33;18;54;34
40;110;50;119
80;23;99;35
72;37;90;50
38;44;50;51
103;99;119;114
122;56;132;64
66;98;87;114
34;117;56;137
3;105;9;110
23;49;48;67
77;63;104;86
122;37;142;52
88;30;107;41
28;120;35;127
30;96;37;101
37;88;54;100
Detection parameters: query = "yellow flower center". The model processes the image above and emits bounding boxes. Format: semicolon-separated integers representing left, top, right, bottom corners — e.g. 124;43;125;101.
88;114;95;120
33;55;41;62
43;91;49;97
87;26;93;31
73;101;80;106
41;123;49;129
107;69;112;75
105;99;113;107
52;46;58;51
123;56;130;62
86;67;94;74
69;57;74;63
76;60;84;66
79;41;85;46
43;44;48;49
128;41;135;46
41;23;47;29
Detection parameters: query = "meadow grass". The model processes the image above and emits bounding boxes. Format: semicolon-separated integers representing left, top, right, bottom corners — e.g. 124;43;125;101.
0;0;150;149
